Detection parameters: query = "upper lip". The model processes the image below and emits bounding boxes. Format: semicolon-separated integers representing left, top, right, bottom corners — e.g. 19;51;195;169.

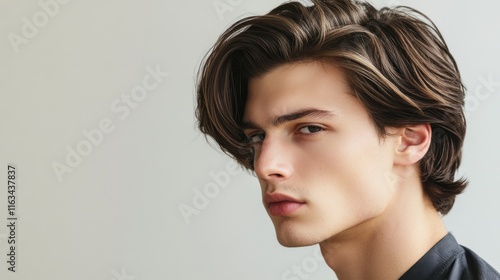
264;192;305;208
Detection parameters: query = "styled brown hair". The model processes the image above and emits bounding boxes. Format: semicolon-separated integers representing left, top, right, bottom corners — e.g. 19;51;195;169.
196;0;467;214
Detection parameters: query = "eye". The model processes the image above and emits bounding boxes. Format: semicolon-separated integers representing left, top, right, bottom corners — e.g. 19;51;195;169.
247;132;265;144
298;125;323;134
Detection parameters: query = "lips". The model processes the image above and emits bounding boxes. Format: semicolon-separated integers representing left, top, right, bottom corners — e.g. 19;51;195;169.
264;193;305;216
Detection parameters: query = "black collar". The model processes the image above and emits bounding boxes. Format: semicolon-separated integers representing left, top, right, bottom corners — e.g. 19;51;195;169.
399;233;463;280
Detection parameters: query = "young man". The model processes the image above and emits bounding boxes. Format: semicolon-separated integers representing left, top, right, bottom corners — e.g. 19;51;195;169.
196;0;500;279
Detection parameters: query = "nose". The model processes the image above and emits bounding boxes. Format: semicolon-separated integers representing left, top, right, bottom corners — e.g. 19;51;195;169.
253;136;293;182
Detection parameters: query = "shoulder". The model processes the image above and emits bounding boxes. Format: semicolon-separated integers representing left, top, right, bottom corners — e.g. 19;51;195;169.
451;245;500;280
400;233;500;280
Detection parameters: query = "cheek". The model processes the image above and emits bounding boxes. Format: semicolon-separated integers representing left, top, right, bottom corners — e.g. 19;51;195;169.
298;133;395;220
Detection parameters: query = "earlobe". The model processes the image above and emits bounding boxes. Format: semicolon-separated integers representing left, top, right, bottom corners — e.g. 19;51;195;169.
395;124;432;166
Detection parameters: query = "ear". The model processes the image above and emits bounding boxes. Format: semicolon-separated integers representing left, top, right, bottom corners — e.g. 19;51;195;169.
394;124;432;166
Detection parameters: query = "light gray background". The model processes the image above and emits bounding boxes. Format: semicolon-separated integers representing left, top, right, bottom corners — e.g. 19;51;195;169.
0;0;499;279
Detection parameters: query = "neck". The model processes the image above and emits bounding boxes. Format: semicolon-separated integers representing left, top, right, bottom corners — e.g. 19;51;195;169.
319;174;447;280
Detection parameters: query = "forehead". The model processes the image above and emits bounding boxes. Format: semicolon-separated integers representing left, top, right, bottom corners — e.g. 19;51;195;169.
243;61;357;122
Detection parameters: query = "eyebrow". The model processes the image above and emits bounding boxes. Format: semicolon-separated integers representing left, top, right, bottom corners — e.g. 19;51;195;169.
241;108;337;129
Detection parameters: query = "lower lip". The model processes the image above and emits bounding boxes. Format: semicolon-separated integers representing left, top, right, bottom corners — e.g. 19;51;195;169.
268;202;304;216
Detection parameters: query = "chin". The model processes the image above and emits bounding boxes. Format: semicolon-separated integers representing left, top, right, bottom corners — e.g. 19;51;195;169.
274;226;321;247
277;235;320;247
278;238;315;247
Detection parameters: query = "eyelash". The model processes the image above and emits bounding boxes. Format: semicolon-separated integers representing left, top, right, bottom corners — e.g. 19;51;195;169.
298;125;323;134
247;132;265;144
246;125;324;144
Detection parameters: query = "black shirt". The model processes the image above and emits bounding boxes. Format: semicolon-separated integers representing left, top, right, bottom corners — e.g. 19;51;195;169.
400;233;500;280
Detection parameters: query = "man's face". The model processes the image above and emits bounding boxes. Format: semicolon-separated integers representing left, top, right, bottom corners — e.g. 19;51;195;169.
242;61;400;247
